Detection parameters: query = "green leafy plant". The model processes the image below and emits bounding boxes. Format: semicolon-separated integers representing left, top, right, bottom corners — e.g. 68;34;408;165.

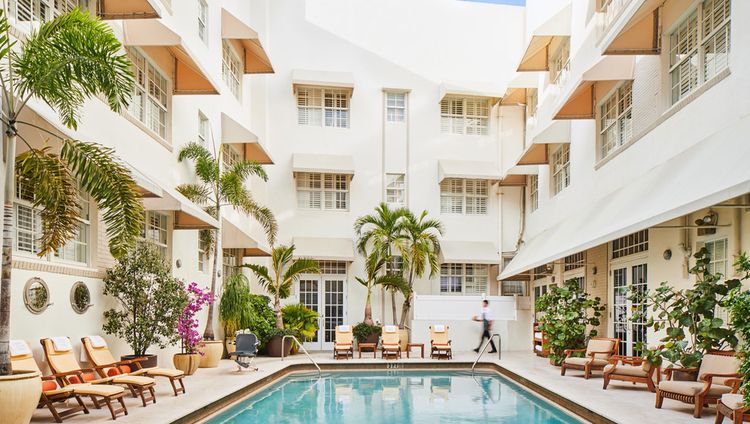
536;279;606;365
353;322;382;343
282;304;319;342
723;252;750;405
244;294;276;348
632;248;742;368
102;244;189;356
355;251;409;326
219;274;255;337
0;8;141;375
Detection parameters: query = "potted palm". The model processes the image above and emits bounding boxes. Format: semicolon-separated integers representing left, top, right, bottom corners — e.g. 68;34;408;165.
282;304;319;354
0;9;140;424
174;283;213;375
219;274;254;355
243;245;320;357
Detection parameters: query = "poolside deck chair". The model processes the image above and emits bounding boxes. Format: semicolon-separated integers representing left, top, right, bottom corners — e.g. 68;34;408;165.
560;337;620;379
429;325;452;359
333;325;354;359
81;336;185;396
41;337;156;407
656;350;741;418
715;390;749;424
11;340;127;421
381;325;401;359
229;333;259;371
603;355;660;392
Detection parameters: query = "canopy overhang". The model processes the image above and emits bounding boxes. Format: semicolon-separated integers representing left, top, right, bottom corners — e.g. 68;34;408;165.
292;154;355;177
221;8;273;74
500;165;539;186
555;56;636;119
501;73;538;105
438;160;501;183
517;4;571;72
516;143;549;166
292;237;355;261
292;69;354;94
221;218;271;257
439;241;500;265
142;181;219;230
122;20;220;95
601;0;661;55
97;0;162;20
438;82;503;104
221;113;273;164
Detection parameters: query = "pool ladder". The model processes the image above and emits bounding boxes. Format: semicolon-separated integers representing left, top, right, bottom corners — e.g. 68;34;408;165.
471;333;501;375
280;335;322;376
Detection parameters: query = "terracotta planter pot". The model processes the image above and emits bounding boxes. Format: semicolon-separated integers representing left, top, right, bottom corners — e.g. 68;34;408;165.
0;370;42;424
398;329;409;351
266;336;292;357
121;354;157;369
198;340;223;368
173;353;200;376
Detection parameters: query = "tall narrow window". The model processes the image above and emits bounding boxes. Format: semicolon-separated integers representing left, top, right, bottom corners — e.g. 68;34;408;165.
440;97;490;135
222;41;242;99
296;172;350;211
440;179;488;215
529;174;539;212
526;88;538;121
385;92;406;122
550;38;570;86
127;48;169;139
705;238;728;277
551;144;570;195
297;87;350;128
599;81;633;160
141;211;169;258
198;236;209;273
385;174;406;207
440;264;488;295
222;249;242;278
197;0;208;44
198;112;209;146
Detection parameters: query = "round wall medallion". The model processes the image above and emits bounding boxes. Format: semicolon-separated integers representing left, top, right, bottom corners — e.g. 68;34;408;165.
70;281;91;314
24;277;50;314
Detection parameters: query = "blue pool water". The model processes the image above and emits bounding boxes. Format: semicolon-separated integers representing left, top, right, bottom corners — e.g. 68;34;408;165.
207;371;583;423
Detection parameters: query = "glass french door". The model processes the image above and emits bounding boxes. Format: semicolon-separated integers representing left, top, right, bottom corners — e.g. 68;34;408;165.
611;262;647;356
298;277;346;350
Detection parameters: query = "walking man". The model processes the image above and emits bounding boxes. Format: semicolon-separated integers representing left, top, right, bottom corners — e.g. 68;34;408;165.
473;299;497;353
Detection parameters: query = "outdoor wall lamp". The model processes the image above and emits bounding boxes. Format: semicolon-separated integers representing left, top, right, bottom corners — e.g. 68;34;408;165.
663;249;672;260
695;211;718;226
175;259;182;268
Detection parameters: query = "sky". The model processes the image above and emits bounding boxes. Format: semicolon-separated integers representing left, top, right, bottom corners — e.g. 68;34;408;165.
460;0;525;5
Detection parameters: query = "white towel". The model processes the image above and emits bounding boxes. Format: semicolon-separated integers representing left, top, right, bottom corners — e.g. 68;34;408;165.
9;340;30;356
51;336;72;352
337;325;351;332
384;325;398;333
432;325;445;333
88;335;107;348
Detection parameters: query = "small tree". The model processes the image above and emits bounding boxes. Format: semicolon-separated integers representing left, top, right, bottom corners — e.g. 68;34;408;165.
219;274;254;337
536;279;606;365
356;251;409;326
726;253;750;406
632;248;742;368
177;282;213;354
102;244;188;356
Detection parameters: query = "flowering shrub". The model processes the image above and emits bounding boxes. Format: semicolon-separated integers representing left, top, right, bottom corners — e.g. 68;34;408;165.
178;282;214;354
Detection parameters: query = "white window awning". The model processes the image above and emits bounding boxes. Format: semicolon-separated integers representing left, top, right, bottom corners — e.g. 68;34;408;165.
122;20;220;95
221;113;273;164
292;154;355;177
291;69;354;94
500;119;750;279
142;181;219;230
438;160;501;183
97;0;162;19
517;4;571;72
601;0;662;55
292;237;355;262
222;217;271;257
500;165;539;187
439;241;499;265
513;120;571;166
438;82;504;104
501;73;539;105
221;8;273;74
554;56;636;120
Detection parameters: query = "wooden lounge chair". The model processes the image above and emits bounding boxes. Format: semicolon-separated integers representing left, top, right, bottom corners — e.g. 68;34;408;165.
81;336;185;396
603;355;660;392
381;325;401;359
10;340;127;421
429;325;452;359
716;390;749;424
560;337;620;379
41;337;157;407
532;322;549;357
656;350;741;418
333;325;354;359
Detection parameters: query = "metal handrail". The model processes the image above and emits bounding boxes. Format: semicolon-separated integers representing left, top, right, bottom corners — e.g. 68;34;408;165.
280;335;321;375
471;333;501;375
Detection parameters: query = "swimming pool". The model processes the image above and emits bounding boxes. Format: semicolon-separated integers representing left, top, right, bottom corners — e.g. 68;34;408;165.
206;370;584;423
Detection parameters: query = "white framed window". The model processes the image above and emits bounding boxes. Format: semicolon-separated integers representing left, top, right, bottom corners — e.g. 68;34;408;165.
704;238;728;277
297;87;350;128
222;145;241;170
526;88;538;121
14;0;75;22
669;0;731;104
296;172;350;211
198;112;209;146
599;81;633;160
440;178;488;215
440;264;488;295
385;174;406;208
197;0;208;44
319;261;347;275
564;252;585;271
222;41;242;99
550;38;570;86
440;96;490;135
501;281;527;296
198;236;209;273
385;92;406;122
611;230;649;259
551;144;570;195
127;48;169;139
222;248;242;278
529;174;539;212
141;211;169;259
533;265;548;281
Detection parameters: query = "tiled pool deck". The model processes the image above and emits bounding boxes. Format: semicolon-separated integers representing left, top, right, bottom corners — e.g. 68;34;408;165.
31;351;719;424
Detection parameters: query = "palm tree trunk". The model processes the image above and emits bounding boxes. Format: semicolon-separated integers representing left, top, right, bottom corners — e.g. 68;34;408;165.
391;289;397;325
0;130;16;376
202;214;221;340
398;269;414;328
364;288;373;326
274;295;283;329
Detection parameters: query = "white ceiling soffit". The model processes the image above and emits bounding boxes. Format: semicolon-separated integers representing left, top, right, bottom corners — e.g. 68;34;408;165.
292;153;355;176
292;237;355;261
438;160;501;183
142;182;219;230
439;241;500;265
291;69;355;93
532;119;571;144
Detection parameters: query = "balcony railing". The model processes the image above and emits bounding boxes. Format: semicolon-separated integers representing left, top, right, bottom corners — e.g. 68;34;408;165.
8;0;79;24
599;0;632;35
552;58;571;87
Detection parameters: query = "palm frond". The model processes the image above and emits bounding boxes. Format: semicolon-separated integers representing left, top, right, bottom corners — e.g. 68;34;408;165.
178;142;219;184
175;183;211;206
282;258;320;284
220;172;277;245
226;158;268;182
13;9;134;128
240;263;272;289
60;139;144;258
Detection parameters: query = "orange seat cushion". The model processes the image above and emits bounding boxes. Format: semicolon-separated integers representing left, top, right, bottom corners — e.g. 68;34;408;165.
42;381;58;392
107;368;124;377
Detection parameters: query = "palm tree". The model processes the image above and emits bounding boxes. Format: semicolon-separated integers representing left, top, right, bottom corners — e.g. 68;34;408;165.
355;250;409;326
0;9;141;376
177;141;277;340
397;210;443;327
243;245;320;329
354;203;409;324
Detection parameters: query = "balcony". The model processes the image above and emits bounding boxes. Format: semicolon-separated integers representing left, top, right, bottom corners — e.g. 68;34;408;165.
599;0;661;55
